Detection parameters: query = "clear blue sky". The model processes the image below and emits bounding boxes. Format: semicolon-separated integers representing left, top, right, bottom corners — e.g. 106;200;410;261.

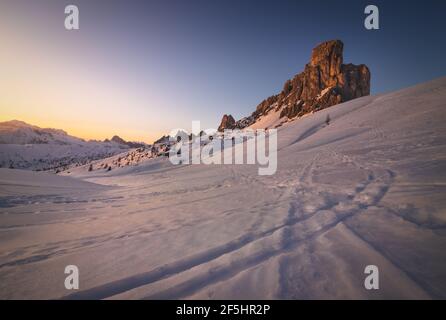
1;0;445;142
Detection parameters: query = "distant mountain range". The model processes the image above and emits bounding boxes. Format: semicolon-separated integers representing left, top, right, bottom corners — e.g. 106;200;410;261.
106;135;145;149
0;120;147;171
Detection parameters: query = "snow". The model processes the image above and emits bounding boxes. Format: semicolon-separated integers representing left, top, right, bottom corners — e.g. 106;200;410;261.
61;148;155;178
0;77;446;299
316;86;334;100
0;120;130;171
248;105;286;130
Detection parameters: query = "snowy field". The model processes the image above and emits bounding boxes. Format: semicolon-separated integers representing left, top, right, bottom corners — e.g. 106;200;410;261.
0;78;445;299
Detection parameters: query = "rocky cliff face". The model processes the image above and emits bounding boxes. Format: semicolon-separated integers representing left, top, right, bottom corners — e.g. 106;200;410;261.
217;40;370;131
218;114;236;132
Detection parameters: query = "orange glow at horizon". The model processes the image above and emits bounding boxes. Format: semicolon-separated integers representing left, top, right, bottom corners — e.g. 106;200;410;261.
0;19;168;144
0;5;219;146
0;113;164;144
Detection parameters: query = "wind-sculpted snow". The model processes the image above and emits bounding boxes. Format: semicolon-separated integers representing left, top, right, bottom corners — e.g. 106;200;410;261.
0;78;446;299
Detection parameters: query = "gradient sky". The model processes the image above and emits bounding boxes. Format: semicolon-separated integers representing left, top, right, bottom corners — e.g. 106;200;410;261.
0;0;445;143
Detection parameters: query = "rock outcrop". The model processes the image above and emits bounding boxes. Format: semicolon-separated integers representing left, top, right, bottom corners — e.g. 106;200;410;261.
217;40;370;129
275;40;370;119
218;114;236;132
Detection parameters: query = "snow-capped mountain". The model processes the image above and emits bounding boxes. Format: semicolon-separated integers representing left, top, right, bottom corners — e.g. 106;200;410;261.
0;120;84;145
0;120;132;171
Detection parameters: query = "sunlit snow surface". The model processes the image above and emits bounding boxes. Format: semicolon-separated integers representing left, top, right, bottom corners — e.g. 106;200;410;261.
0;78;445;299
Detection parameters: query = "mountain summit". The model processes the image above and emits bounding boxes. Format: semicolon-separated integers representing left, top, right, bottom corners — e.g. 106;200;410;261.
109;135;145;148
218;40;370;131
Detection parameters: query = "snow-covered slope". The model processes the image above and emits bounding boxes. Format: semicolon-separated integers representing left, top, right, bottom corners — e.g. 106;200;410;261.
0;120;80;145
247;104;287;130
61;147;158;178
0;120;130;171
0;78;445;299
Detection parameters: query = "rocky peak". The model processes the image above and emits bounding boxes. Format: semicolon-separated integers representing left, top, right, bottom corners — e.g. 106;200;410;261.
111;135;127;145
310;39;343;77
218;114;236;132
218;40;370;129
110;135;145;148
278;39;370;119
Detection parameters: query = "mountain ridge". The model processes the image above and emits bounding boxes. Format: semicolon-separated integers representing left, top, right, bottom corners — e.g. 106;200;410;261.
218;40;370;131
0;120;138;171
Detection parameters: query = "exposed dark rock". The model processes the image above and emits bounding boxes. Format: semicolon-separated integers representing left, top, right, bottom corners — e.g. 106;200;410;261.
221;40;370;129
276;40;370;120
218;114;236;132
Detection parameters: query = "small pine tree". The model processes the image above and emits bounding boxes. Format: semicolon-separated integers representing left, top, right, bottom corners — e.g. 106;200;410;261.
325;114;331;126
88;164;93;172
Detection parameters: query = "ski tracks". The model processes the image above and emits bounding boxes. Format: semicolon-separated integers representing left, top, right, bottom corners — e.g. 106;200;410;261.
62;152;395;300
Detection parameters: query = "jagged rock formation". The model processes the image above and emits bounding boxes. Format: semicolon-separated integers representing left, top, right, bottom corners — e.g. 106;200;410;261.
218;114;236;132
278;40;370;119
218;40;370;129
